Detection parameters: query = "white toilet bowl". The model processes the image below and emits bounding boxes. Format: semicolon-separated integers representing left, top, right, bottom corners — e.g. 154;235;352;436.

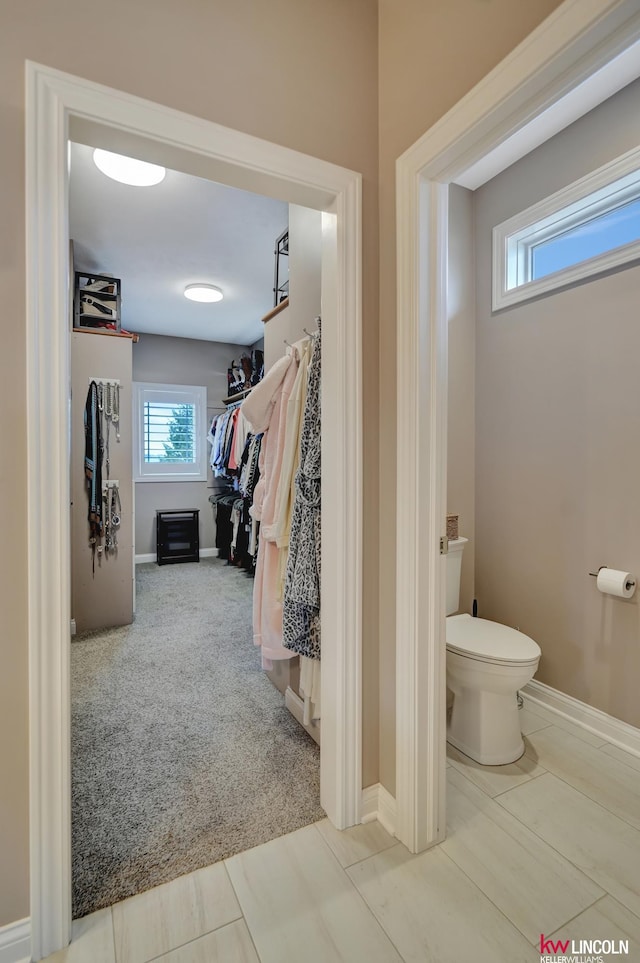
446;614;540;765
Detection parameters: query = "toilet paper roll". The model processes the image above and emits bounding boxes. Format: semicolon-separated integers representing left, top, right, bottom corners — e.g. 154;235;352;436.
596;568;636;599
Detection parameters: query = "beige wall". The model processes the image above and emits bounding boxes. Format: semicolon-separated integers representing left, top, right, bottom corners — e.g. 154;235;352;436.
447;185;476;614
263;205;323;371
71;333;134;633
376;0;565;795
0;0;378;927
474;77;640;730
132;334;250;555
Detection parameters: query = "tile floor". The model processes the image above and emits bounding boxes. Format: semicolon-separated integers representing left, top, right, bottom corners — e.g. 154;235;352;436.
43;700;640;962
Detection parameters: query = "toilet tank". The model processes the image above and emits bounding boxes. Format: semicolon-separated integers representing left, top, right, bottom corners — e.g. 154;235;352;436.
446;537;468;615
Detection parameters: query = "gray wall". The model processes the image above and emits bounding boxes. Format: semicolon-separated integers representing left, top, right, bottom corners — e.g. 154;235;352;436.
71;332;134;632
474;77;640;729
132;334;251;555
448;185;476;614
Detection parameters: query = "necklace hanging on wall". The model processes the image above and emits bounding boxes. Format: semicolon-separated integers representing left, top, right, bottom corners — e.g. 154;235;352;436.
84;380;103;573
91;378;121;479
103;481;121;556
112;382;120;441
86;378;121;571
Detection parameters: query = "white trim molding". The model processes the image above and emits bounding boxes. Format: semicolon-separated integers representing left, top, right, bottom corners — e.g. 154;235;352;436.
0;918;31;963
523;681;640;757
395;0;640;855
284;686;321;746
26;61;362;960
361;784;397;838
360;784;378;823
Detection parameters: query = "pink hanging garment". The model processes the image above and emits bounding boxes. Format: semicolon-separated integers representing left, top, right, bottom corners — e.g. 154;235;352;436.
242;347;301;664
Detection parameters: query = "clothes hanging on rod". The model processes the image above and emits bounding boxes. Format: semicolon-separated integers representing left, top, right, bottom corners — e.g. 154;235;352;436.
208;403;249;478
282;330;321;662
241;342;304;668
241;326;322;697
207;395;263;570
268;338;311;553
283;330;321;724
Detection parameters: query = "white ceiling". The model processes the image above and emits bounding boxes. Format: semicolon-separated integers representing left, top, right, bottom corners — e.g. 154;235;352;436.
68;142;287;344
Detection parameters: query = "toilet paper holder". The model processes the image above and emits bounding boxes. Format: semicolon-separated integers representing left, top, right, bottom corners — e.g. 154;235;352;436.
589;565;636;592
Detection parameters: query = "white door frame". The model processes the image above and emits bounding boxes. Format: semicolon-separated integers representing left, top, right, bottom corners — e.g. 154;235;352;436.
26;63;362;959
394;0;640;853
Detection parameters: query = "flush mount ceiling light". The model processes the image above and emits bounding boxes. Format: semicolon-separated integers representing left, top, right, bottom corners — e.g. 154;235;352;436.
93;148;166;186
184;284;224;303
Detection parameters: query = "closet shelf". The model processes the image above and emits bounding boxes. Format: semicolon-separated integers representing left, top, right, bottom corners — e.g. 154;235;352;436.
74;328;140;343
261;297;289;323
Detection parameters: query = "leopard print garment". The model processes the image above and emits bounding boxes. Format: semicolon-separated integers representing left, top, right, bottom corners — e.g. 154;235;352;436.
282;332;321;660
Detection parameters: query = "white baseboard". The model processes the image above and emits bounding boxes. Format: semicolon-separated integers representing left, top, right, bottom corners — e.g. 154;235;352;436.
523;680;640;758
284;686;320;745
135;548;219;564
361;785;379;823
361;783;397;837
0;918;30;963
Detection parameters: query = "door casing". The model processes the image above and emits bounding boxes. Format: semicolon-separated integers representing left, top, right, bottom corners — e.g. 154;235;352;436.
26;61;363;959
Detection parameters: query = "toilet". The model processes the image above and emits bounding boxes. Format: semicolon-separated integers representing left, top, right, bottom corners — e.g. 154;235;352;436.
446;538;541;765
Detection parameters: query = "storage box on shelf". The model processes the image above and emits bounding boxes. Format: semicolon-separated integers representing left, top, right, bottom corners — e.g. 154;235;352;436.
73;271;122;332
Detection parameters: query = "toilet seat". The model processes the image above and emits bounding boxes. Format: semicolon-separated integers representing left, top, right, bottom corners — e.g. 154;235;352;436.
446;614;540;666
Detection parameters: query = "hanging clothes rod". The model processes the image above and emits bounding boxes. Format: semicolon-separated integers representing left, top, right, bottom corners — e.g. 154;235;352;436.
89;377;120;386
222;386;252;405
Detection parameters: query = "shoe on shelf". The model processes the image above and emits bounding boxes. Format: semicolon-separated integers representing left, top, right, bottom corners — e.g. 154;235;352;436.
80;295;117;320
81;278;116;295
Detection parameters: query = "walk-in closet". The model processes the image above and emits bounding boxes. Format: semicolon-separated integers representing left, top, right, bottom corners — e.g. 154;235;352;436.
68;140;325;918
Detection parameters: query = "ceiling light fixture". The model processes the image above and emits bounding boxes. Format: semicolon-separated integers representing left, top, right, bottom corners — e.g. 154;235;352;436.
184;284;224;303
93;148;166;186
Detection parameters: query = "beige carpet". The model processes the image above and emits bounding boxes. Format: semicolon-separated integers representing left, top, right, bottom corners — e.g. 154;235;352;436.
71;558;322;919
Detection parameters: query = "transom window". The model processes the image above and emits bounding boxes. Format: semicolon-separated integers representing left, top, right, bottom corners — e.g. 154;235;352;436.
493;146;640;310
133;382;207;482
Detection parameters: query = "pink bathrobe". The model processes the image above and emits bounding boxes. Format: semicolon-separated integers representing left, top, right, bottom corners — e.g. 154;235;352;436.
241;348;300;666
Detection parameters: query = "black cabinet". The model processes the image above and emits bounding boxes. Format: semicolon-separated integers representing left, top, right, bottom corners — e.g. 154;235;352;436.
156;509;200;565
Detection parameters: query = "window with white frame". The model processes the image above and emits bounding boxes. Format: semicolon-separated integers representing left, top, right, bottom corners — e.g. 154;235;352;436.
492;146;640;311
133;382;207;482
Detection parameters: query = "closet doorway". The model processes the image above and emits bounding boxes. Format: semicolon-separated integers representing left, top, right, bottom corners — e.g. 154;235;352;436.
67;148;329;918
26;62;362;960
